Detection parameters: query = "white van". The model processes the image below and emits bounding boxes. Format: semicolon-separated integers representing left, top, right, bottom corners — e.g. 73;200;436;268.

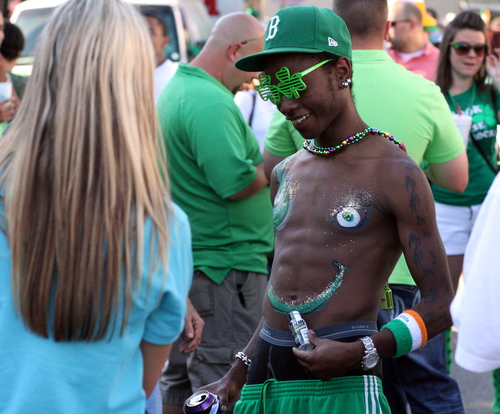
10;0;212;75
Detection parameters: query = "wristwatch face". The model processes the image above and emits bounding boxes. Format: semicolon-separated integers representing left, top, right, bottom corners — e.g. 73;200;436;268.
360;336;379;370
363;352;379;370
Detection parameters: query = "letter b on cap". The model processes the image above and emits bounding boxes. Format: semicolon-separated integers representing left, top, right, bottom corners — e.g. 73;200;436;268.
266;16;280;41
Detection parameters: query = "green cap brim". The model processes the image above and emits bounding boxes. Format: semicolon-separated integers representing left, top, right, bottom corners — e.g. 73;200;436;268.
235;47;325;72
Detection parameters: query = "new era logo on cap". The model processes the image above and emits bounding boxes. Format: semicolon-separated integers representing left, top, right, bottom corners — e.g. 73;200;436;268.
328;37;338;47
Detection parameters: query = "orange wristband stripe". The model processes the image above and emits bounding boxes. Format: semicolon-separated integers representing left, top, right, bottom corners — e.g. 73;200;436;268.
405;309;428;346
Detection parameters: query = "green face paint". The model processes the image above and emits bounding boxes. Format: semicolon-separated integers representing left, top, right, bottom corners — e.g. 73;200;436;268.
268;260;350;314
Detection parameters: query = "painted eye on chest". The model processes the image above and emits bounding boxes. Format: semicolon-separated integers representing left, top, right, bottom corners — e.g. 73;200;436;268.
338;208;361;227
329;206;368;229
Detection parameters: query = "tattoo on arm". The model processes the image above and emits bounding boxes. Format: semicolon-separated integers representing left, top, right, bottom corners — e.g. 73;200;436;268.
405;176;421;214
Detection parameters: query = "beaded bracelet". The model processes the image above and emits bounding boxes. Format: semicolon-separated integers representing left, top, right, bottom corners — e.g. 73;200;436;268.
381;310;428;358
235;351;251;367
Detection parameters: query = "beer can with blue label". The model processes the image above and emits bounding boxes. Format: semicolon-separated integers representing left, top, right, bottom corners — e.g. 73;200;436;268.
183;390;222;414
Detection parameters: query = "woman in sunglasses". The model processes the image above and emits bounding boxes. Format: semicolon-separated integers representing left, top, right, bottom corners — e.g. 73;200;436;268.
433;10;500;410
433;10;499;292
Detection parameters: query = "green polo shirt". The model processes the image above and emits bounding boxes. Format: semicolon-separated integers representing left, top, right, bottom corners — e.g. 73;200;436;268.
158;64;274;284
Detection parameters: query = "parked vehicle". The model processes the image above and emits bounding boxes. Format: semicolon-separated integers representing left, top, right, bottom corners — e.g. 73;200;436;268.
10;0;212;75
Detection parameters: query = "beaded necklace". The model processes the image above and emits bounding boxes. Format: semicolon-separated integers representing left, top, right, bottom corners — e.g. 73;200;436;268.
447;82;476;115
303;127;406;156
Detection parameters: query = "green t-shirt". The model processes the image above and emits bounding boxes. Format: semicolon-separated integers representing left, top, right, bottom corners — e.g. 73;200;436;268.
158;64;274;284
432;86;498;206
264;50;465;286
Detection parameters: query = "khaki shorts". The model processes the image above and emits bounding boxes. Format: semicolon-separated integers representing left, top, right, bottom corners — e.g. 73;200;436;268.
160;270;266;407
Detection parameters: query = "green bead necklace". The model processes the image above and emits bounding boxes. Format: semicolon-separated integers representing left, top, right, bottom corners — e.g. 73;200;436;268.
303;127;406;156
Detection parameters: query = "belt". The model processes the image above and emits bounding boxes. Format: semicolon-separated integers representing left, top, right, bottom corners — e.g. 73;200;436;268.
259;320;378;347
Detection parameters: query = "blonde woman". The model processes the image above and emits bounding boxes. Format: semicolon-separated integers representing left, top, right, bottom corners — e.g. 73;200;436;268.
0;0;192;413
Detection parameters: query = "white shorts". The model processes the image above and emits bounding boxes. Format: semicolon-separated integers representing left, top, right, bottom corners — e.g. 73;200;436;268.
434;202;482;256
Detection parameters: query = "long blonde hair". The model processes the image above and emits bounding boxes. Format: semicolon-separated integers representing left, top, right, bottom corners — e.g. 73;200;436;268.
0;0;170;341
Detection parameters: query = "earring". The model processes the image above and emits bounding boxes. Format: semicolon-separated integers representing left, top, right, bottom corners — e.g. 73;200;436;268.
340;78;352;89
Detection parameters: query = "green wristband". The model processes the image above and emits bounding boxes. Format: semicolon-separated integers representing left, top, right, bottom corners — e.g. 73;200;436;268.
381;318;413;358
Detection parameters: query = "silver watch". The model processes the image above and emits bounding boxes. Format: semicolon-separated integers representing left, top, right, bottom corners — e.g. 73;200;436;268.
358;336;379;370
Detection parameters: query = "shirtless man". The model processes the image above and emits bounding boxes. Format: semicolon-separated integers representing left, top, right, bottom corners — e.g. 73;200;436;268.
201;6;454;413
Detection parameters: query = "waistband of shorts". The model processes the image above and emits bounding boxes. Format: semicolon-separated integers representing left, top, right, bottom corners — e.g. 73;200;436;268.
259;320;378;347
239;376;382;399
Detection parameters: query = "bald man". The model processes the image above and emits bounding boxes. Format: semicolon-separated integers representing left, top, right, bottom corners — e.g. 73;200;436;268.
157;13;273;414
387;1;440;81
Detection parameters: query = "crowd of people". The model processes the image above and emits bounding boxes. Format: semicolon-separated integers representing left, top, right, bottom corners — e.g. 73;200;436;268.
0;0;499;413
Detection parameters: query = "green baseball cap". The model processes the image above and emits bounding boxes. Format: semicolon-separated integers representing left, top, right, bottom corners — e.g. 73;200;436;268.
236;5;352;72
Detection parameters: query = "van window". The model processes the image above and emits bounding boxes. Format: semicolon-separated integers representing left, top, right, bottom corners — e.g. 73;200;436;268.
137;6;181;62
179;3;211;60
13;4;182;70
12;7;54;66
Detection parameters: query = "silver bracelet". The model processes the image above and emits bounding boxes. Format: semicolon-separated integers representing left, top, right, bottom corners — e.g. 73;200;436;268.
235;351;251;367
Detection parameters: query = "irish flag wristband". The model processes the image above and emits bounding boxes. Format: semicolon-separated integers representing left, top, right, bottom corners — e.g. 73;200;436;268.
381;310;428;358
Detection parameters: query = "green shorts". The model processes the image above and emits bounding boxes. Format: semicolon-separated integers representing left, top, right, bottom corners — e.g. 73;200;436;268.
234;376;391;414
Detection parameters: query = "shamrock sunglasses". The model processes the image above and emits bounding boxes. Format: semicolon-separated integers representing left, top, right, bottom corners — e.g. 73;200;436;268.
255;58;332;105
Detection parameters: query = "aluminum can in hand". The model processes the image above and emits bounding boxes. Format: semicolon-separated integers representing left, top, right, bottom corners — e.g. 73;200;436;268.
183;390;222;414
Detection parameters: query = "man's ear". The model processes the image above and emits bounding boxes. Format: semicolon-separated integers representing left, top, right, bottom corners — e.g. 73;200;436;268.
335;57;352;82
227;42;242;63
384;21;390;41
162;35;170;49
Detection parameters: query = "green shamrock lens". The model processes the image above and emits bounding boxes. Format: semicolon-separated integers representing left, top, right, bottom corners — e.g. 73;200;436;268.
255;59;332;105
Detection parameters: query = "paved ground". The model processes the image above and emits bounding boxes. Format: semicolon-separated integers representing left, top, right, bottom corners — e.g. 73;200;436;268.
451;328;496;414
449;277;496;414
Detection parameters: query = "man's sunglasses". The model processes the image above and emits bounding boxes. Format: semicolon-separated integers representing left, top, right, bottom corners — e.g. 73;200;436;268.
390;19;411;27
255;59;332;105
450;42;487;57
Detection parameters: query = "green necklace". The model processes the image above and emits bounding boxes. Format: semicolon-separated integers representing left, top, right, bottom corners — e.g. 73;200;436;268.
303;127;406;156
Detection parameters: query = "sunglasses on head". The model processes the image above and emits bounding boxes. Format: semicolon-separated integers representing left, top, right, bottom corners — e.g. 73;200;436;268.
450;42;487;57
255;59;332;105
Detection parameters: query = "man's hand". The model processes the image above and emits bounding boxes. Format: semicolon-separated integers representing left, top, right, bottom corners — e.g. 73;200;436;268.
193;360;248;412
0;96;18;122
292;330;362;380
486;49;500;89
179;298;204;353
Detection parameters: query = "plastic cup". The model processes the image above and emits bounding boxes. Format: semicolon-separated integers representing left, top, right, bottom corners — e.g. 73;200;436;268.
452;113;473;146
0;82;12;103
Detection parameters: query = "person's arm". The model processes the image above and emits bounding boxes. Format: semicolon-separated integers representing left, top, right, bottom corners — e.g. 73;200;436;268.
386;161;454;340
227;163;268;200
140;206;193;396
425;149;468;193
188;99;267;202
192;319;264;412
140;340;173;398
0;97;18;122
178;298;205;354
422;86;469;191
486;48;500;121
263;110;303;180
451;176;500;372
263;149;285;181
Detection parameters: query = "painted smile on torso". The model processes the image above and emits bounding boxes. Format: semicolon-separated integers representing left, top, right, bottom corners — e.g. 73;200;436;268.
270;157;372;314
